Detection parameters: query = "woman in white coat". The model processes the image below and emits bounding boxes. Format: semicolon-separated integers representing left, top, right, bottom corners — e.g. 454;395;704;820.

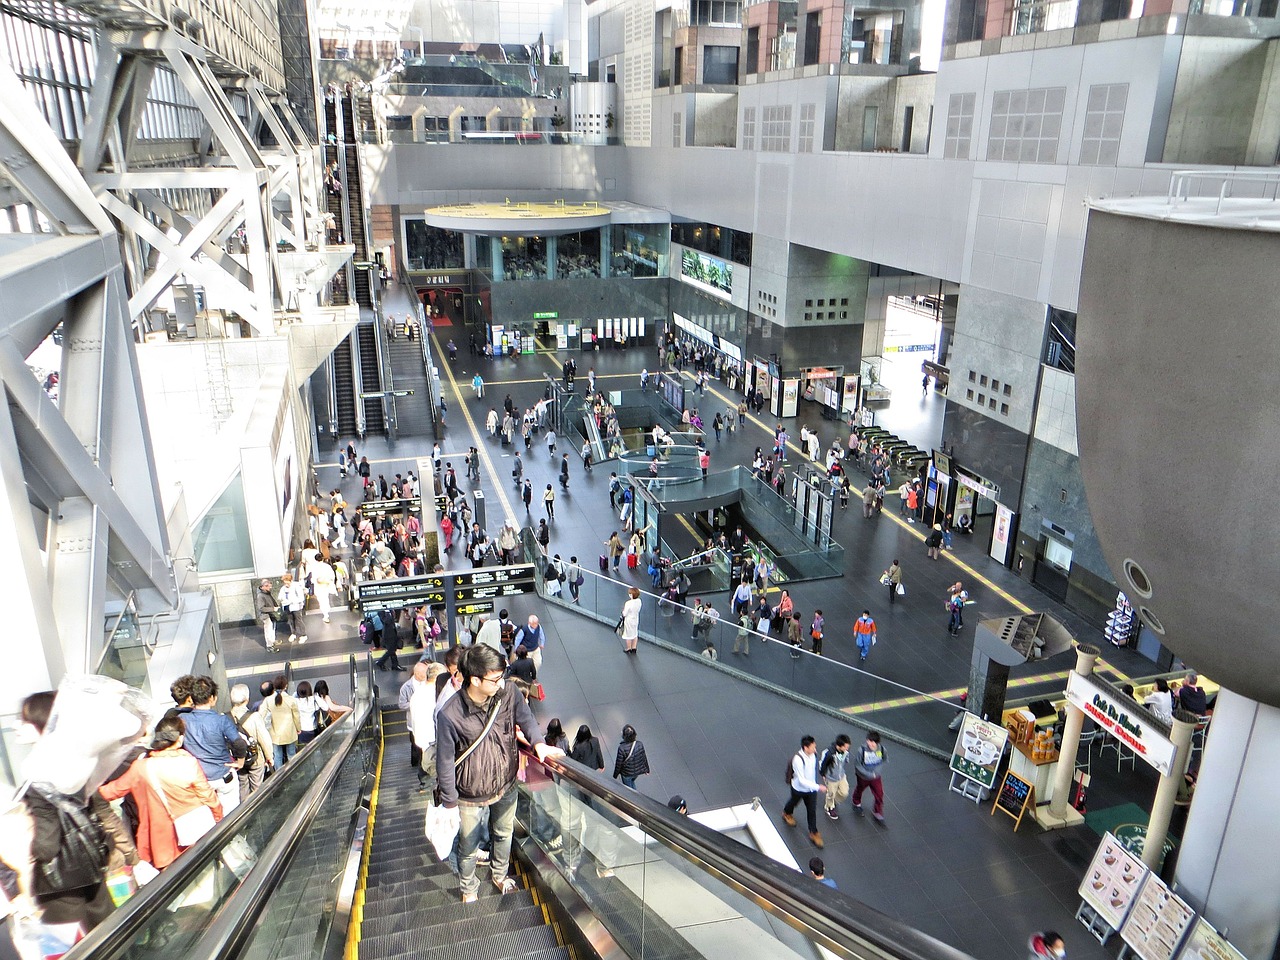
619;587;642;654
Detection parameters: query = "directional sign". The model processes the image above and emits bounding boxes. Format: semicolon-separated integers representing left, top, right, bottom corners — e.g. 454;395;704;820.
453;564;536;587
458;583;534;601
392;390;414;397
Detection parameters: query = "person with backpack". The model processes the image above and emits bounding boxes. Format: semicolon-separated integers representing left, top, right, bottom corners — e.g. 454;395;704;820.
782;736;826;849
852;731;888;823
819;734;851;821
229;683;273;799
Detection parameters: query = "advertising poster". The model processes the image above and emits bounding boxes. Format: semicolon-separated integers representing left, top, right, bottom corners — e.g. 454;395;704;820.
1120;872;1196;960
680;248;733;298
990;503;1015;564
1175;919;1247;960
949;713;1008;788
1079;832;1147;928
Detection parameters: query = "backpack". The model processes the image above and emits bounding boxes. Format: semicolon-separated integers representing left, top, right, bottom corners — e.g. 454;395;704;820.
28;788;110;895
784;752;800;785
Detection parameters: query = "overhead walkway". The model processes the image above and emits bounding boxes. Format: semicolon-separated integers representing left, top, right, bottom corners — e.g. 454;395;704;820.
69;655;974;960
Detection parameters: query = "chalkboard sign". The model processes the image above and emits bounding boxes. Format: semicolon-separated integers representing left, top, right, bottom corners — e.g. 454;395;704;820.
991;771;1034;831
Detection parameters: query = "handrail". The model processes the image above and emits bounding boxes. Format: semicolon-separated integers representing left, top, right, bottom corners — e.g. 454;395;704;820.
529;751;976;960
66;655;373;960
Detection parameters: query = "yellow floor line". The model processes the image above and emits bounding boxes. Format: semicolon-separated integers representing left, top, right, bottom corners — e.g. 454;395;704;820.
696;376;1034;615
480;373;635;387
433;332;518;525
344;709;384;960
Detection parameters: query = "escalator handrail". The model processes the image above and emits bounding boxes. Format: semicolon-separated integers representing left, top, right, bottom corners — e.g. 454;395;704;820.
185;698;376;960
67;656;372;960
531;753;976;960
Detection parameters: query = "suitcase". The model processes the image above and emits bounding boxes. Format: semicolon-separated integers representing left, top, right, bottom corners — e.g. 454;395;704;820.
627;553;639;569
599;555;608;572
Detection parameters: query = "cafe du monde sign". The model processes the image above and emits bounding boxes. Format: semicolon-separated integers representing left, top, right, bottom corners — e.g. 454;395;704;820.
1065;672;1178;776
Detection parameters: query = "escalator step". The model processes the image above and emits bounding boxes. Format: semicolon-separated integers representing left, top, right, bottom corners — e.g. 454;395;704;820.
363;889;533;926
367;863;457;887
359;922;559;960
362;904;542;942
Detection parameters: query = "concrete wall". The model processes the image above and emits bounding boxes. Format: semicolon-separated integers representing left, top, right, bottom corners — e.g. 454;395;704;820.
1162;35;1276;165
946;285;1044;435
693;92;739;147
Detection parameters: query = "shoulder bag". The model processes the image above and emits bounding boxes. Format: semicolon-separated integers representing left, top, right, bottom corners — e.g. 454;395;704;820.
145;759;217;847
426;694;505;859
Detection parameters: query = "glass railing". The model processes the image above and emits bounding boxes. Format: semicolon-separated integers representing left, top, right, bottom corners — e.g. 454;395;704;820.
515;749;975;960
532;563;958;758
67;656;377;960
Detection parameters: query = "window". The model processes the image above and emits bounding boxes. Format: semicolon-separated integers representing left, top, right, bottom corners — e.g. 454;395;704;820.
803;10;821;66
944;93;975;159
987;87;1065;163
1080;83;1127;166
798;102;816;152
672;112;682;147
1004;384;1012;396
980;375;988;386
1000;403;1010;415
745;27;760;74
761;104;792;152
1045;307;1077;372
693;0;742;24
967;389;975;400
968;370;976;381
861;105;878;151
991;379;1000;391
703;45;740;85
742;106;756;150
901;105;914;152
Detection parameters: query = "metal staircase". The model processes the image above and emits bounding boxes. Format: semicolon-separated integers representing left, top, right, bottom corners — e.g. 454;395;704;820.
357;321;386;435
384;334;433;437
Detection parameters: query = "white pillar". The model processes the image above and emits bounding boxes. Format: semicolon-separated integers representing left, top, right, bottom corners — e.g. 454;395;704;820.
1048;643;1099;820
1142;710;1195;869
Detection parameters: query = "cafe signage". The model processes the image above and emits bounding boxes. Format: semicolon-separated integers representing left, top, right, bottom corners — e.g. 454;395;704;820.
1065;673;1178;776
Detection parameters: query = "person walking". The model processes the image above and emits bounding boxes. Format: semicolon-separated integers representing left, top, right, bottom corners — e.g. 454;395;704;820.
782;736;826;849
787;611;803;659
699;447;710;478
810;610;825;656
926;524;944;560
619;586;642;653
522;479;533;513
543;483;556;520
851;731;887;823
853;611;877;662
819;734;851;821
605;531;625;571
471;372;484;398
612;724;650;788
278;573;308;645
947;583;968;636
733;609;753;656
566;556;583;604
862;484;877;519
559;453;571;489
884;559;903;606
547;428;557;457
436;645;563;904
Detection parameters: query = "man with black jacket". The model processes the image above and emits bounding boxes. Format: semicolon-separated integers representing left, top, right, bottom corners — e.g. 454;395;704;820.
436;645;563;903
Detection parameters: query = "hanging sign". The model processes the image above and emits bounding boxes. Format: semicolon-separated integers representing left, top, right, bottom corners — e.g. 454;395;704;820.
1065;673;1177;775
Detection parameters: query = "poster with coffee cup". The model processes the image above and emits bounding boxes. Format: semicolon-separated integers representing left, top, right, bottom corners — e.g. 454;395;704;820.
1078;832;1147;928
949;712;1008;789
1120;870;1195;960
1174;917;1246;960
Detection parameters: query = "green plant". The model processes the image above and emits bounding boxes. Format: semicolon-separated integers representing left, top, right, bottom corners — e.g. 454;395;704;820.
605;110;615;129
550;111;566;129
549;51;563;65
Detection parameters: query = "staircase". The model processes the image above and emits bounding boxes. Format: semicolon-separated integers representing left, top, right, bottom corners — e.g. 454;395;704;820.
354;708;571;960
385;335;433;437
357;321;386;435
334;334;358;439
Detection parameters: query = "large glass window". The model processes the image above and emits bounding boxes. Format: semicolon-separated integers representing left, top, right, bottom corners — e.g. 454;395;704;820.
671;222;752;265
405;220;464;270
702;45;740;84
557;230;601;278
692;0;743;24
193;475;253;575
501;236;546;280
611;223;669;278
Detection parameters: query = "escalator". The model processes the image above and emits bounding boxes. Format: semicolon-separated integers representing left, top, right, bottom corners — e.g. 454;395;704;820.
355;708;569;960
357;321;386;435
340;95;372;309
69;654;974;960
334;334;358;439
384;331;433;437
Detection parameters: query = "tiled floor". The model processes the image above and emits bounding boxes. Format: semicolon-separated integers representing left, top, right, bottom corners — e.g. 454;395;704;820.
225;312;1174;960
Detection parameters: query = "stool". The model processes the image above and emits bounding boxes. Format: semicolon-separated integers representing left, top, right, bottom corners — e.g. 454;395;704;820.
1075;729;1097;777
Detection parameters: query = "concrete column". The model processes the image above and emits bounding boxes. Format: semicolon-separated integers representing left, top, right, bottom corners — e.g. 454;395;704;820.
600;226;611;278
490;236;504;283
1047;643;1099;821
547;235;557;280
1174;688;1280;960
1143;709;1195;870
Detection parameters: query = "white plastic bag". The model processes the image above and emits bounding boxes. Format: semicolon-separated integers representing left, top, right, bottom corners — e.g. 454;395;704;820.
896;583;906;596
424;802;460;860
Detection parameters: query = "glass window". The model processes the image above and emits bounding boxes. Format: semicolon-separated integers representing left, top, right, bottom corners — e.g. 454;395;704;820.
193;474;254;575
405;220;463;271
501;235;546;280
702;45;739;84
742;106;756;150
611;223;669;278
798;102;816;152
944;93;975;159
557;230;602;279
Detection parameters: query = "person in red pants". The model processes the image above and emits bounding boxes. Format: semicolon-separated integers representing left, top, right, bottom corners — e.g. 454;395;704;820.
852;731;888;823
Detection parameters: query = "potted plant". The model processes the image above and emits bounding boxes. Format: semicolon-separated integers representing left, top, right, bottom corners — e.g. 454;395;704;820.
550;111;566;129
605;110;615;130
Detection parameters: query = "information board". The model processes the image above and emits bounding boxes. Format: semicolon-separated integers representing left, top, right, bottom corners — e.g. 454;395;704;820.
1175;918;1248;960
356;564;536;611
991;771;1033;830
1079;832;1148;928
950;712;1008;789
1120;872;1196;960
452;565;536;588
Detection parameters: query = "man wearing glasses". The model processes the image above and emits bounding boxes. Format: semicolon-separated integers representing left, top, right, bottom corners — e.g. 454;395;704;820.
436;645;564;903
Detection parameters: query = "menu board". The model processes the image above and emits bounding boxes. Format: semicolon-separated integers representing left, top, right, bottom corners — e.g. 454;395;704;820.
1175;918;1248;960
991;771;1033;830
950;712;1009;789
1120;872;1196;960
1079;832;1147;928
